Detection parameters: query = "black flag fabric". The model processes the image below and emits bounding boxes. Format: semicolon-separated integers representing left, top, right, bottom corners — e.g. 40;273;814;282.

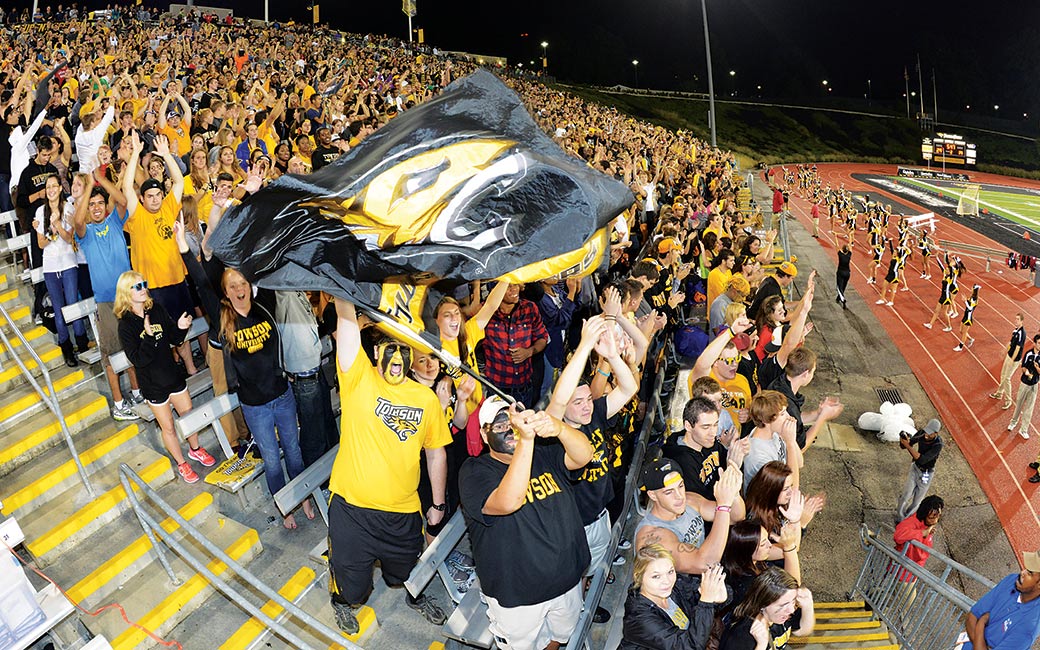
207;69;632;340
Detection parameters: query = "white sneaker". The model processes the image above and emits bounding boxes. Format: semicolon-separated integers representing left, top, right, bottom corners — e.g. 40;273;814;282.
1020;430;1031;440
886;301;894;306
876;299;886;304
923;323;932;329
900;287;909;292
954;345;963;352
942;327;953;332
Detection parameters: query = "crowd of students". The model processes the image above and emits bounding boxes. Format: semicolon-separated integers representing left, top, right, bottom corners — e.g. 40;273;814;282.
0;10;846;650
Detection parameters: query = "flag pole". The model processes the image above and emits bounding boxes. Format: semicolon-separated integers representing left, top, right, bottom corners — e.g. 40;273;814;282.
357;305;516;404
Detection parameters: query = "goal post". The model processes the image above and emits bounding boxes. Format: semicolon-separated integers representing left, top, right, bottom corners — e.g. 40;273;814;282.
956;184;981;216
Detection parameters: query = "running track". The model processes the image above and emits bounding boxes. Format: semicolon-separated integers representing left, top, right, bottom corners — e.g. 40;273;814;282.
782;163;1040;557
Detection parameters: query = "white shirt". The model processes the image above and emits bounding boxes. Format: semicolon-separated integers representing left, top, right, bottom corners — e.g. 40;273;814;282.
35;206;77;273
9;110;48;192
74;105;115;177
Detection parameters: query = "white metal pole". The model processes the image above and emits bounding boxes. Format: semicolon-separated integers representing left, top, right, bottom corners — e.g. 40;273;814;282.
408;14;413;42
701;0;717;147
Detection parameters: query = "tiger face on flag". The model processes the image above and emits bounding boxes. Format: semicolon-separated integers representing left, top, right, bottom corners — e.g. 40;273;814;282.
207;69;632;353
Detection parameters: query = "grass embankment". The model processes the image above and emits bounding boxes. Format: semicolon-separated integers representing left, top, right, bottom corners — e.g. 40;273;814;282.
563;86;1040;178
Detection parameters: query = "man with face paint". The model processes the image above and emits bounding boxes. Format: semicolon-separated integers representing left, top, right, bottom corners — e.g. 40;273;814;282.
546;314;638;624
326;299;452;634
459;396;594;650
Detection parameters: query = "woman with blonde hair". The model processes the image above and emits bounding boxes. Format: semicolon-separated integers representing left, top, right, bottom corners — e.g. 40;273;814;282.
620;543;728;649
114;270;215;483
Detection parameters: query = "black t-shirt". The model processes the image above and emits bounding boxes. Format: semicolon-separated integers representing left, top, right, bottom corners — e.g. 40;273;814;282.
571;397;616;525
767;373;806;448
17;159;57;211
756;356;783;394
459;444;590;607
0;122;12;174
720;611;799;650
223;301;289;406
310;145;340;171
748;276;781;323
662;432;727;501
117;302;189;402
910;430;942;471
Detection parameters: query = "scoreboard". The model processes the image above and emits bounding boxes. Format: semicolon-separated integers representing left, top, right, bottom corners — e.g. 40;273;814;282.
922;133;976;166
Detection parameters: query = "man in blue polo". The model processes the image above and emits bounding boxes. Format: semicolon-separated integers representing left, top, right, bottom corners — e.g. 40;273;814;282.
960;548;1040;649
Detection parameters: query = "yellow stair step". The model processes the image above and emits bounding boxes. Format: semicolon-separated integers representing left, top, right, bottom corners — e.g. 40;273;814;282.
66;493;213;604
790;631;890;644
219;567;316;650
0;367;85;421
0;325;48;353
815;609;876;619
813;620;882;631
0;391;109;467
815;600;866;609
8;304;30;322
25;455;172;558
2;423;141;515
110;528;262;650
0;288;19;304
0;344;62;386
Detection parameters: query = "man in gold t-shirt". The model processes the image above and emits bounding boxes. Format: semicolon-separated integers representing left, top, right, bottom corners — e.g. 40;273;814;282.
327;299;451;634
122;132;198;375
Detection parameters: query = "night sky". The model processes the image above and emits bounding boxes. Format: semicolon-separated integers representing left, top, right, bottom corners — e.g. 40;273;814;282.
16;0;1040;118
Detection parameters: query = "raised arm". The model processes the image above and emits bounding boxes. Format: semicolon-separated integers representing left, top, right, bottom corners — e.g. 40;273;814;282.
123;130;143;214
692;315;753;380
152;135;184;201
334;298;362;374
473;279;509;329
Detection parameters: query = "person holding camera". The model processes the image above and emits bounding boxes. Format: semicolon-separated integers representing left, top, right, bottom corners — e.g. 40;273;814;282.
896;419;943;522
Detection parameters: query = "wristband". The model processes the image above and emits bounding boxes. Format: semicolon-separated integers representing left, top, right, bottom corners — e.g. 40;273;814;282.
715;505;731;513
596;368;610;378
783;546;798;553
724;326;734;338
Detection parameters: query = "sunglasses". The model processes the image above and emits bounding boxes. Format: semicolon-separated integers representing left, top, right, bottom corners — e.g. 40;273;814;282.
131;281;148;291
719;354;741;365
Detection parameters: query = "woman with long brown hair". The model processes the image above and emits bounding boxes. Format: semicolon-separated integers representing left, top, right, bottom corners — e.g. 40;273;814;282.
719;567;815;650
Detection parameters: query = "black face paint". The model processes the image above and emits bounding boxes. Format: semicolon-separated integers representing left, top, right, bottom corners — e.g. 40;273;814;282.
485;411;515;455
376;341;412;385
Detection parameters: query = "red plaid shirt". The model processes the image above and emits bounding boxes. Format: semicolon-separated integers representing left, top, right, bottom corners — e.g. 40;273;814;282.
483;299;548;389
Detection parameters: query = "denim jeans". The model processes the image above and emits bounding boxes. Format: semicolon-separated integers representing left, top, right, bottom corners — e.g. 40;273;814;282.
44;269;86;344
290;371;339;467
240;387;305;496
0;173;12;212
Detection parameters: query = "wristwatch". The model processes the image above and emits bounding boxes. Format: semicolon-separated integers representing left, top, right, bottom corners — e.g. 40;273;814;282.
430;503;446;512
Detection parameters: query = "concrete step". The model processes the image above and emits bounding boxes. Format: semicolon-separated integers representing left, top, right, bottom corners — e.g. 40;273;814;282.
20;446;175;565
0;388;110;477
82;515;262;650
72;493;221;611
1;421;144;516
212;567;377;650
0;337;65;393
0;364;89;427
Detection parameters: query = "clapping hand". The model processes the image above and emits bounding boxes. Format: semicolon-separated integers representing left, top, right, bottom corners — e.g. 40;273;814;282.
177;312;193;330
698;564;728;604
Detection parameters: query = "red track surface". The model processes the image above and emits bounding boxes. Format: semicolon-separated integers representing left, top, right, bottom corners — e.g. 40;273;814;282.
784;163;1040;556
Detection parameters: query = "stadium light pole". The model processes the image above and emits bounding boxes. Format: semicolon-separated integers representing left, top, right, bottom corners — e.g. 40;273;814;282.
541;41;548;69
700;0;717;147
632;60;639;88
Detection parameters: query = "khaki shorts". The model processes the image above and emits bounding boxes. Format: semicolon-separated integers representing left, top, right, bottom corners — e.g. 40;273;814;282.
96;302;122;358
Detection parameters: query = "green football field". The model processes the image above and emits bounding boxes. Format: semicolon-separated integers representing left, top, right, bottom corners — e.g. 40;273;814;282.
896;177;1040;230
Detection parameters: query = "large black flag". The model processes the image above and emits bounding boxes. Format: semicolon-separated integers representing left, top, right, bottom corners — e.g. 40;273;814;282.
208;69;632;342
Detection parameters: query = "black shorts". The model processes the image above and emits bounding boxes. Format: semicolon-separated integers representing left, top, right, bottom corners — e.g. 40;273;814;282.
150;281;194;323
327;496;423;606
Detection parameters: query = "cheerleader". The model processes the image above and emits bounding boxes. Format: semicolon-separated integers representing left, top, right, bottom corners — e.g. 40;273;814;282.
953;285;980;352
918;231;934;279
867;231;886;285
877;239;910;306
924;252;955;331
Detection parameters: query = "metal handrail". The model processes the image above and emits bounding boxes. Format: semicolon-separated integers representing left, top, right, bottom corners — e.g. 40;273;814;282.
853;524;993;649
566;346;669;649
0;301;95;498
117;463;362;650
